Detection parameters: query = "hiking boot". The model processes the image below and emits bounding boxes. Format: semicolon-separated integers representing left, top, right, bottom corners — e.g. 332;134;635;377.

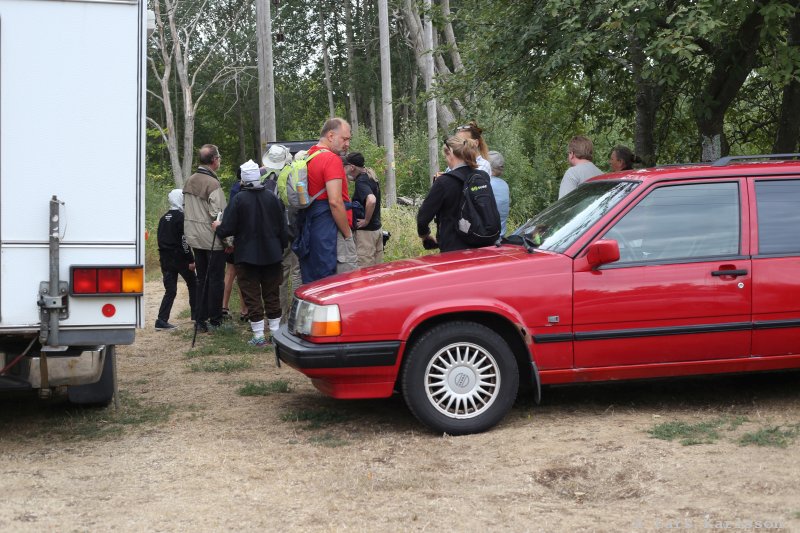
248;336;268;347
155;319;178;331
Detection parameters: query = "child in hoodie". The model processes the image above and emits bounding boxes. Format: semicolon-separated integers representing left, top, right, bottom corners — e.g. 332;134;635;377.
156;189;198;330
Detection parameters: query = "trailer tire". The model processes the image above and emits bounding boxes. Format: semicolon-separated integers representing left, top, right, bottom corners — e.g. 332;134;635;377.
68;345;115;406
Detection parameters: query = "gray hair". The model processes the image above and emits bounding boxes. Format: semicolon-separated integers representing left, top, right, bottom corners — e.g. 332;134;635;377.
488;150;505;174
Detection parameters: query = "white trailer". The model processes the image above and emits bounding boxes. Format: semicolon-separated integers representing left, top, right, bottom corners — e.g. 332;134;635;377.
0;0;148;404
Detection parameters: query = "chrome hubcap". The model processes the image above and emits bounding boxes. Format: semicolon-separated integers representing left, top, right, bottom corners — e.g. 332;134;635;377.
424;342;500;419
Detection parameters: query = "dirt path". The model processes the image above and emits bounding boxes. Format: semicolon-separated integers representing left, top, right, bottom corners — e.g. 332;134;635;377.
1;281;799;531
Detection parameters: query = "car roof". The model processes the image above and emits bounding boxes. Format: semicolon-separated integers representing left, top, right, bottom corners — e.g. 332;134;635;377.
265;140;317;155
589;155;800;185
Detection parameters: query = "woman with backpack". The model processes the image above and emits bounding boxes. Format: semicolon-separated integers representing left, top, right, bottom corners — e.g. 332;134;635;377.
417;136;499;253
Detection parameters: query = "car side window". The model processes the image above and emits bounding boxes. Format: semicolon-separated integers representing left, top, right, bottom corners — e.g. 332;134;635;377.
755;180;800;255
603;182;740;263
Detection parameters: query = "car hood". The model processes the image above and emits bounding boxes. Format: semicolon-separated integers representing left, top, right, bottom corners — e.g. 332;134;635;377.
296;245;562;304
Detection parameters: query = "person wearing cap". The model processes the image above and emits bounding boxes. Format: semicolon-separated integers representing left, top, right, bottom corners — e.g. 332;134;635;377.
344;152;383;267
183;144;229;333
296;118;358;283
155;189;197;330
487;150;510;236
213;160;288;346
261;144;293;193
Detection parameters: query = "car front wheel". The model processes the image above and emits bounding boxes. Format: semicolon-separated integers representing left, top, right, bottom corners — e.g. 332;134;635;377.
402;321;519;435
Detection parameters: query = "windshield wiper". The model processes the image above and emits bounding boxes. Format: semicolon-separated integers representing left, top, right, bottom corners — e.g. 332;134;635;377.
503;234;536;254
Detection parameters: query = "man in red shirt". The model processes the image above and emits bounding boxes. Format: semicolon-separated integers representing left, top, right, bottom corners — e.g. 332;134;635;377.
297;118;358;283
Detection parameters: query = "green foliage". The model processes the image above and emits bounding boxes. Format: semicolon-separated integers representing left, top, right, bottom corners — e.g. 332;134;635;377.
649;416;748;446
145;177;173;279
237;380;292;396
738;425;799;448
280;407;351;429
189;357;254;374
0;391;172;441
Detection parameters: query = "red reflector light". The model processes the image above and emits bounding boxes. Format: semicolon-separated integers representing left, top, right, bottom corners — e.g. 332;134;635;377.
102;304;116;317
98;268;122;293
73;268;97;294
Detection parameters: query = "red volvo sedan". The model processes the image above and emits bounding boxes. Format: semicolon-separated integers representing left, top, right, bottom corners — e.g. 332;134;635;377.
275;155;800;435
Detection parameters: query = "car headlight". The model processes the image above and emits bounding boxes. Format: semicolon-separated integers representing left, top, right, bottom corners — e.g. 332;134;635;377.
294;300;341;337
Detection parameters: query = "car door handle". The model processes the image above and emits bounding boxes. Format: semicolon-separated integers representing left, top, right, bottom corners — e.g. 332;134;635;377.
711;269;748;277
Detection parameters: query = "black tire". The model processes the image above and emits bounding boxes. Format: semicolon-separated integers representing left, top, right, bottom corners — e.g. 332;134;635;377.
402;321;519;435
67;345;115;407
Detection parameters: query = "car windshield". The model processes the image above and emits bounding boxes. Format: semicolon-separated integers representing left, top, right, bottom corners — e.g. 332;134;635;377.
513;181;639;253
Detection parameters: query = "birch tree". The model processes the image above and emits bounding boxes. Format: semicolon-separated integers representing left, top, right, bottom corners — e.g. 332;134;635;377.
148;0;246;186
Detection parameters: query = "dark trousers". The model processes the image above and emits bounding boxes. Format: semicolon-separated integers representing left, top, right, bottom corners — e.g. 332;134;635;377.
236;262;283;323
158;266;198;322
193;248;227;325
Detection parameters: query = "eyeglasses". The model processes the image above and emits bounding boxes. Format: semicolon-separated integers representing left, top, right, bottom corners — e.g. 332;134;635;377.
456;125;471;132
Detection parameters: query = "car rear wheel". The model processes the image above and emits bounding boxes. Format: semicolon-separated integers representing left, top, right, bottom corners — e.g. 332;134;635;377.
402;321;519;435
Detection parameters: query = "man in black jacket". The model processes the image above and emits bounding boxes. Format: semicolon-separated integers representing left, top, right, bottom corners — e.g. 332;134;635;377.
156;189;197;330
213;160;288;346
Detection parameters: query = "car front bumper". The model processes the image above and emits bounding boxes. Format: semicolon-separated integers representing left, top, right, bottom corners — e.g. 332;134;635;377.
273;325;403;399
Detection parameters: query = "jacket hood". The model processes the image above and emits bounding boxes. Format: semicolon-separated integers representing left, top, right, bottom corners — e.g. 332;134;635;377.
168;189;184;211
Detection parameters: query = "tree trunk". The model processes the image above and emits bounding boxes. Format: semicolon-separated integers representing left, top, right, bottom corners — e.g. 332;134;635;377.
236;77;246;163
344;0;359;135
320;9;336;119
149;0;244;184
256;0;276;151
378;0;396;206
149;0;184;185
369;95;378;143
773;9;800;154
424;0;439;180
630;34;663;167
694;1;766;161
440;0;463;72
400;0;455;130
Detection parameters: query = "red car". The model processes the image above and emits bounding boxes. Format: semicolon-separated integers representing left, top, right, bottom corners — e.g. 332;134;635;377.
275;155;800;435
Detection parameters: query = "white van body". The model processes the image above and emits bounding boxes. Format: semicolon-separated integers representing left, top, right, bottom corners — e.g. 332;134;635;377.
0;0;146;403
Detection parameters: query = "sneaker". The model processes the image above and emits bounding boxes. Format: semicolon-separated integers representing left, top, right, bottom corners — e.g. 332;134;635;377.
248;336;268;347
155;319;178;331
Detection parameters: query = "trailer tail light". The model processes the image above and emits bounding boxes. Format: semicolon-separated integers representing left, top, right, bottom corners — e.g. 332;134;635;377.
70;266;144;295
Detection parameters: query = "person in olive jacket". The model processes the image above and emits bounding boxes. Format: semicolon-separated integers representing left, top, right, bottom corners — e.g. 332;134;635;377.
213;160;288;346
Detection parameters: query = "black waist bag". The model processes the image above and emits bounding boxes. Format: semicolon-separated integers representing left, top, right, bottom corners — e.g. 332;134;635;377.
451;170;501;247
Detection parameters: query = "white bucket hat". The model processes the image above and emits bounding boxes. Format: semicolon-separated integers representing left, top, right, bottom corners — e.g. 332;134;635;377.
262;144;292;171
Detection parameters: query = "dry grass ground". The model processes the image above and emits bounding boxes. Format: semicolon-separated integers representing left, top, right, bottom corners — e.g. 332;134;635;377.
1;281;799;532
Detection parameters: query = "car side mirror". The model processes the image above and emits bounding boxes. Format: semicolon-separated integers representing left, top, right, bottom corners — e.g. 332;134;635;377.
586;239;620;268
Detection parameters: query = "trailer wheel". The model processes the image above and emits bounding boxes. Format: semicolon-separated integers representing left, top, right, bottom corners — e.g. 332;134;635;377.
68;345;115;406
402;322;519;435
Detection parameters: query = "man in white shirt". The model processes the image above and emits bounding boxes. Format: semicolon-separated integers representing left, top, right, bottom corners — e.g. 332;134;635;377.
558;135;602;198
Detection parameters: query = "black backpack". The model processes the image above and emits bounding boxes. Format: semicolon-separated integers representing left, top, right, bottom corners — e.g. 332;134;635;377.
451;170;501;247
